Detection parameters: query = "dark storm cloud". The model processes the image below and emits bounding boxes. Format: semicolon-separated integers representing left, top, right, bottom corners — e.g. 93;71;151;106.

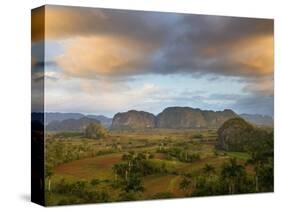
180;15;272;46
231;94;273;116
151;15;273;77
32;5;273;79
32;5;176;46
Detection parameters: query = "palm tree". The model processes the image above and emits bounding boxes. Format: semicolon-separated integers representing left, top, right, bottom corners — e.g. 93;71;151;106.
122;152;134;172
247;153;263;192
203;164;215;179
136;152;146;161
125;174;144;192
179;174;192;195
221;158;245;194
113;163;128;180
246;130;273;192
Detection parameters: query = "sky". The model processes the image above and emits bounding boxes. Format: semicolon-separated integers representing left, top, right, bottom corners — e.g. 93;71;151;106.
31;5;274;117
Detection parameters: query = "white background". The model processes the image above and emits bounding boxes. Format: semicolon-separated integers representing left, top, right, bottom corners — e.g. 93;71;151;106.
0;0;280;211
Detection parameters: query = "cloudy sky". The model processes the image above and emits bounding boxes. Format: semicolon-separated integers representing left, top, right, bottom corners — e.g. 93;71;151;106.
32;5;274;117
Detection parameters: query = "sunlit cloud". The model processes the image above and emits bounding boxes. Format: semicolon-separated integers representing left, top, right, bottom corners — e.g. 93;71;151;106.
31;5;274;116
57;36;153;78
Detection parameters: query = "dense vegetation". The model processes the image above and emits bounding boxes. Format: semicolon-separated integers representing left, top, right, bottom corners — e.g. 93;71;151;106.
45;118;273;205
85;123;108;139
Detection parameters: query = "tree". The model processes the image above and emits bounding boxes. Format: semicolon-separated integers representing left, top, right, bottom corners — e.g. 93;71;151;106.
124;174;144;192
45;164;53;192
221;158;246;194
120;152;151;177
191;175;219;196
113;163;128;180
258;162;273;192
85;123;108;139
180;177;191;192
179;173;192;194
121;152;135;177
246;130;273;192
203;164;215;179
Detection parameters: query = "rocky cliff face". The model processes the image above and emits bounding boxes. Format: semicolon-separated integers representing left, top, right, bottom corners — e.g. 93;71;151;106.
156;107;238;129
156;107;206;128
202;109;239;128
111;107;238;130
111;110;156;129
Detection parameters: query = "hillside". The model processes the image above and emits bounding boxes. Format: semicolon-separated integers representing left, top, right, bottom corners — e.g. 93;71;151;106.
217;117;273;152
111;110;156;130
217;118;254;151
156;107;238;129
46;117;100;132
45;112;112;128
111;107;238;130
45;112;84;124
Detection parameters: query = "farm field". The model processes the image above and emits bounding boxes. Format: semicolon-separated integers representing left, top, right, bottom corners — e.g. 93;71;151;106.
45;128;262;205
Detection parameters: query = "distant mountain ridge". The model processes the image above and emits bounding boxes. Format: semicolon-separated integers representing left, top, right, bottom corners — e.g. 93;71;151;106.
46;117;100;132
111;107;239;130
34;109;273;132
86;115;112;127
240;113;273;126
45;112;112;127
156;107;238;129
45;112;84;124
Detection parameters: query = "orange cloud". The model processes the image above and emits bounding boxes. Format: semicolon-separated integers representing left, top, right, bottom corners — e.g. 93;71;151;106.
199;34;273;77
32;6;104;41
57;36;153;78
232;35;273;76
32;5;274;80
